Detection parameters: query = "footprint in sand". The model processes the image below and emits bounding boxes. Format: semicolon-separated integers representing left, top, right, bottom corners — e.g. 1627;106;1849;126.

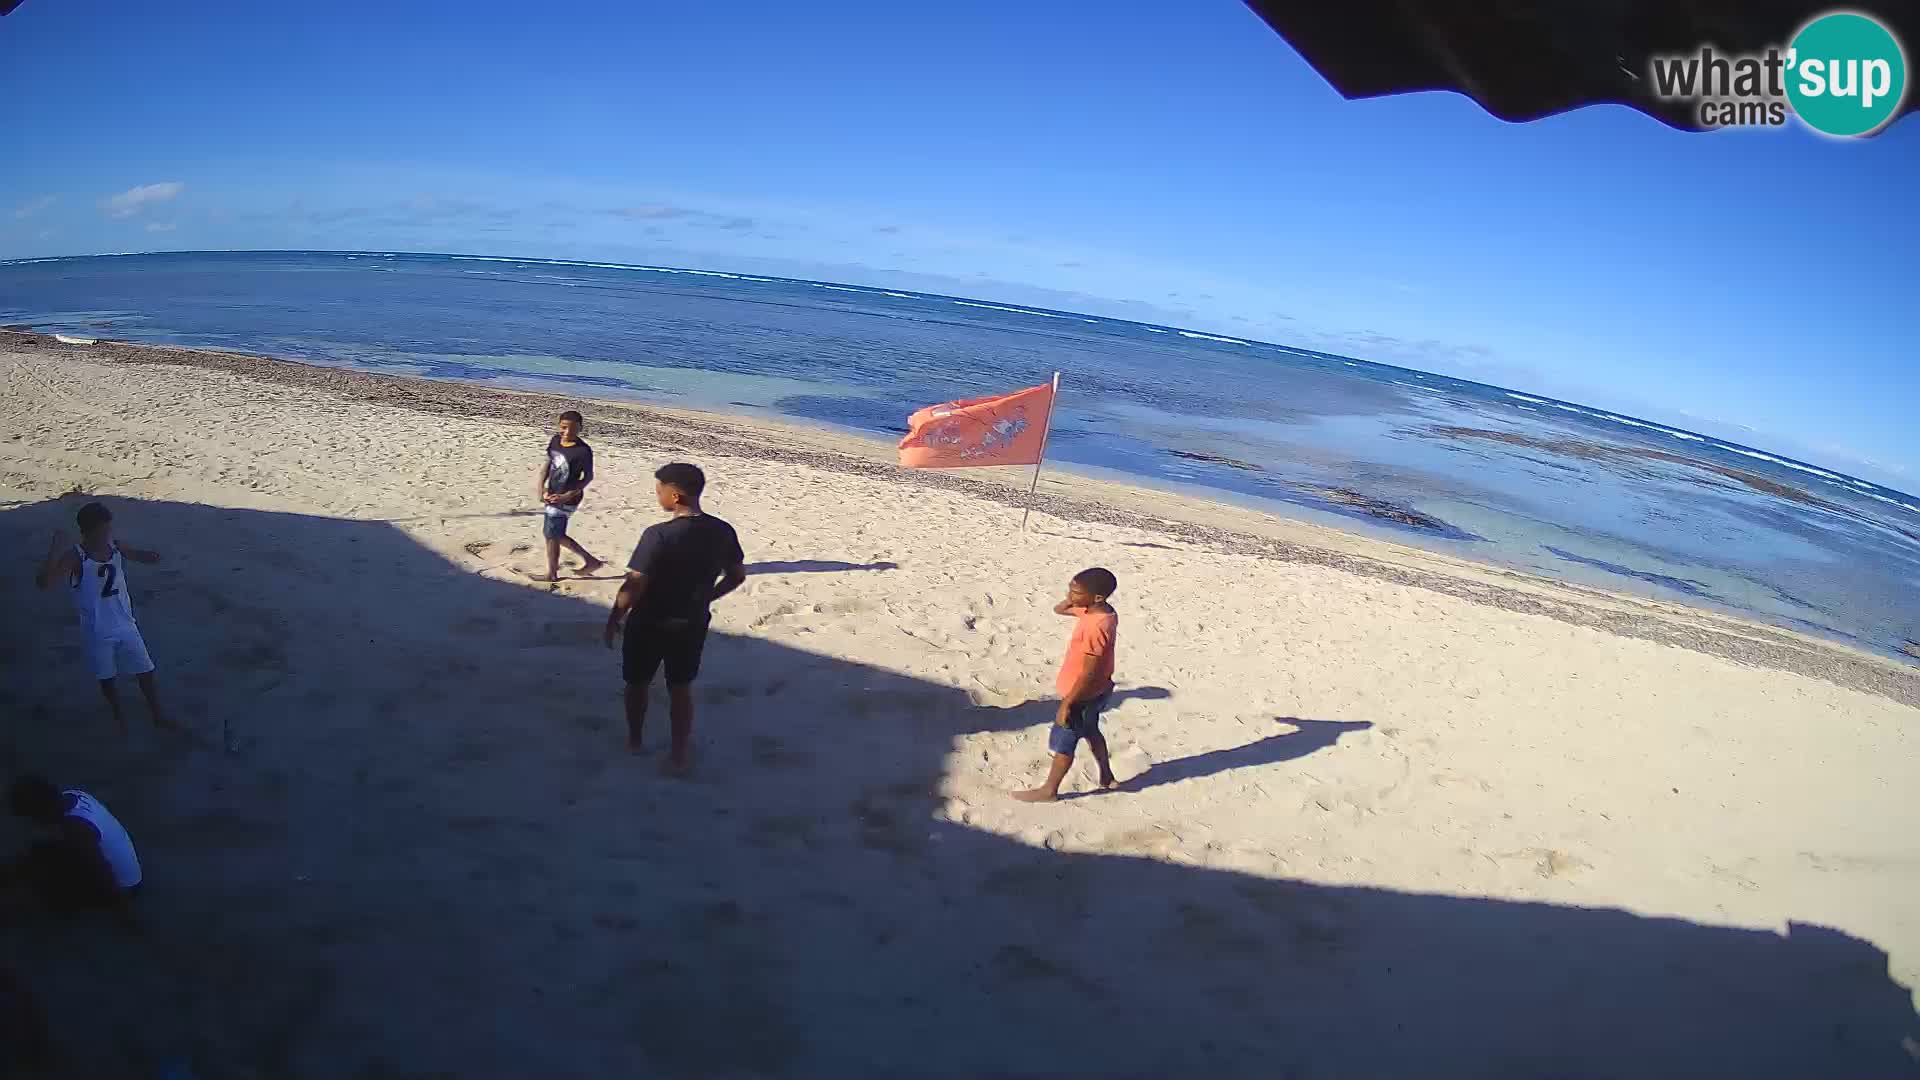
569;713;610;735
1105;745;1152;784
1090;825;1179;858
516;621;605;647
750;735;813;770
966;686;1033;709
298;688;339;709
751;603;799;629
990;945;1100;992
452;615;499;637
701;683;751;706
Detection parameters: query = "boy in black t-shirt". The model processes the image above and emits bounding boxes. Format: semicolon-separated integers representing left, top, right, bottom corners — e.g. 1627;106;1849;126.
603;462;746;773
535;410;605;582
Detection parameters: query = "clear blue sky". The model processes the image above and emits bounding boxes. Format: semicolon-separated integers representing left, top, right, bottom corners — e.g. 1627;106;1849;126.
3;0;1916;484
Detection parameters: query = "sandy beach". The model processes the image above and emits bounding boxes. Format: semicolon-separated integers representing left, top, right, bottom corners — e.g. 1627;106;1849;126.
2;331;1917;1077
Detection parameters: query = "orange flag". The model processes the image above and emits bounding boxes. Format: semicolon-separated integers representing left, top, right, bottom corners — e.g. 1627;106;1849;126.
898;381;1056;469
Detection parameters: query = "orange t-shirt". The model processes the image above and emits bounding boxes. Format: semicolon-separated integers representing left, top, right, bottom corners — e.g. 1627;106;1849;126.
1056;608;1118;700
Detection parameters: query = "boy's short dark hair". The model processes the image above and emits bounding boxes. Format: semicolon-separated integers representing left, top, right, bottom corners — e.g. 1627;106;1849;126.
655;462;706;498
75;502;111;535
7;775;62;823
1074;567;1118;597
558;410;584;425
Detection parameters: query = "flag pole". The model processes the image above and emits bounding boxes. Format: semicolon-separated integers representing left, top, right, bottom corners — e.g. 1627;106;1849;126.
1020;371;1061;533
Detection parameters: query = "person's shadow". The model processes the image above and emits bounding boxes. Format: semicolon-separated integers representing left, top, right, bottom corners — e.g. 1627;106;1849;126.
1103;716;1371;794
0;495;1914;1078
745;560;899;574
974;684;1172;719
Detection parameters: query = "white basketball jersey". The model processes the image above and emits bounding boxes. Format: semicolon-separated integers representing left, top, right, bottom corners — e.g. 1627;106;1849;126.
63;790;141;888
71;543;137;634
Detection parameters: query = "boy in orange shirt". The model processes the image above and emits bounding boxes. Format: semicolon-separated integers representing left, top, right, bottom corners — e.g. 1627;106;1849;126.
1015;567;1120;802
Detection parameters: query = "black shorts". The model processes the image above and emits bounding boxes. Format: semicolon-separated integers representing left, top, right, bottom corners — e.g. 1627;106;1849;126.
623;618;709;686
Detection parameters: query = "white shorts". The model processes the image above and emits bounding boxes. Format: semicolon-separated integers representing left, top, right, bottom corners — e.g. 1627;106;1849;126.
85;625;154;680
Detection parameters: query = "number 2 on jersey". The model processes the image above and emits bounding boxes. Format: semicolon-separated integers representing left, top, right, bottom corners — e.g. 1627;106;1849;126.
97;562;119;598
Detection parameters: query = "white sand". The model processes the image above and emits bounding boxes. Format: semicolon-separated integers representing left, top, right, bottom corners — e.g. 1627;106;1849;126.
2;342;1917;1077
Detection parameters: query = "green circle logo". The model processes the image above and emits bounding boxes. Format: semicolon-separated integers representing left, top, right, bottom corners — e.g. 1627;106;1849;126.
1786;12;1907;136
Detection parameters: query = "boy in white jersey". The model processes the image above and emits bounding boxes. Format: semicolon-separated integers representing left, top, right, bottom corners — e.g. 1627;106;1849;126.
34;502;173;737
2;774;140;921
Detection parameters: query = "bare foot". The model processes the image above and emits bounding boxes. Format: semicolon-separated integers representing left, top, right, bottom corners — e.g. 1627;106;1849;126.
1098;775;1120;791
627;738;648;755
663;755;692;778
577;558;607;577
151;711;179;731
1011;787;1057;803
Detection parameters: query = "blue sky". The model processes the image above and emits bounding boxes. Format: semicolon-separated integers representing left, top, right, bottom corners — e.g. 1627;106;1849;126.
2;0;1916;483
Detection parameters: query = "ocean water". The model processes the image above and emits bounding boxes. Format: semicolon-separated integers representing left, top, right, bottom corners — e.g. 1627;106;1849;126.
4;250;1917;660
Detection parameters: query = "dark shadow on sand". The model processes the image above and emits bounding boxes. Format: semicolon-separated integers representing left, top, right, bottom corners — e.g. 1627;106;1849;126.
392;508;543;523
1031;528;1179;551
976;686;1173;723
745;560;900;574
523;571;627;583
1117;717;1372;794
0;495;1913;1078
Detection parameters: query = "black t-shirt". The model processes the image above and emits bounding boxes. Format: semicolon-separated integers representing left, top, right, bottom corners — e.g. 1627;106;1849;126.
545;437;594;497
626;514;744;623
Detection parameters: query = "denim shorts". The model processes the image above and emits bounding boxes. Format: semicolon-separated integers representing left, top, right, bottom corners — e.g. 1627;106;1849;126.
1047;692;1110;755
541;505;572;540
